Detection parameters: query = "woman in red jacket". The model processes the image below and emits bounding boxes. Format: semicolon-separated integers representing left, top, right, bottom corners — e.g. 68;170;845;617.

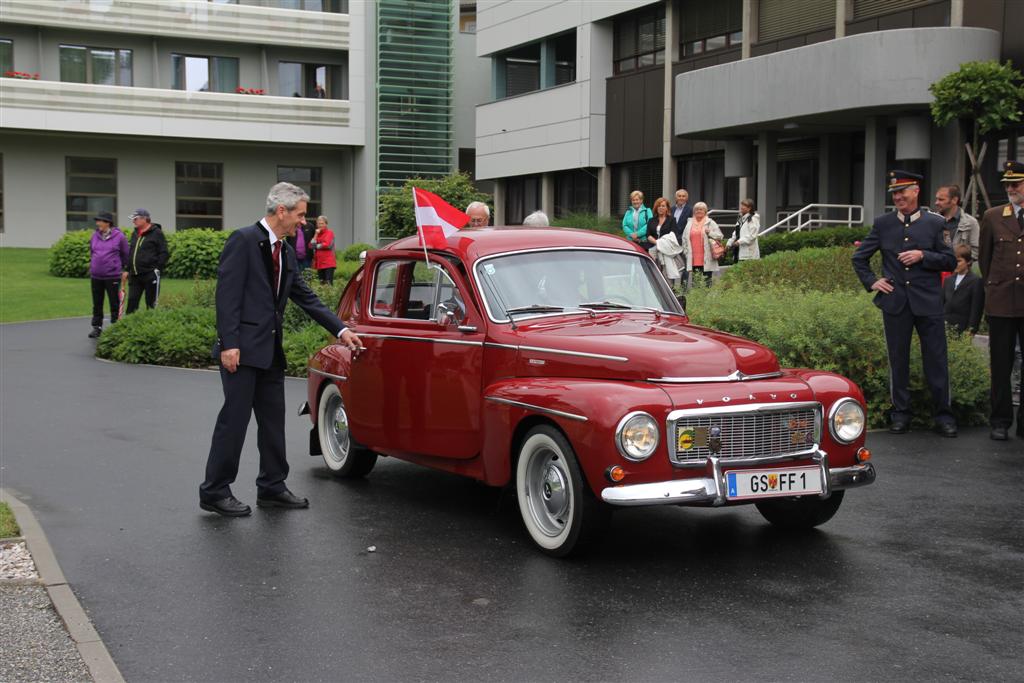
311;215;336;284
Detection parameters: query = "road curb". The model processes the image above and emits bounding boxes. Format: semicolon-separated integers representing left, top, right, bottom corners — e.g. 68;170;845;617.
1;489;125;683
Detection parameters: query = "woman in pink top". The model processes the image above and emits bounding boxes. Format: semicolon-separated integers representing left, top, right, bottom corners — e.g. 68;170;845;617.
681;202;723;288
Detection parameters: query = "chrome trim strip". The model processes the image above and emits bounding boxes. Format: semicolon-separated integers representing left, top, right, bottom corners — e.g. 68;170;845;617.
601;449;874;507
666;401;820;421
649;370;784;383
309;368;347;382
484;342;518;351
518;345;628;363
827;397;865;445
358;333;483;347
484;396;588;422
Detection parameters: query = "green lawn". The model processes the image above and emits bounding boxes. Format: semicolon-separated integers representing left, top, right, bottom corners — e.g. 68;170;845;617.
0;501;19;538
0;248;204;323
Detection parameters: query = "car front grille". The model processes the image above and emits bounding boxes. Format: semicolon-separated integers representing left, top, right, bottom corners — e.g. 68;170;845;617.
669;403;821;465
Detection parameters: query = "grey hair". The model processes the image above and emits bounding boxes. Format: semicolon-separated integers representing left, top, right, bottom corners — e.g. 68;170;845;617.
693;201;709;213
266;182;310;214
522;210;549;227
466;201;490;218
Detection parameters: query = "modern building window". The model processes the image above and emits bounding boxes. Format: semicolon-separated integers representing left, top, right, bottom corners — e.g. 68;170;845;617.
66;157;116;231
504;174;541;225
171;54;239;93
554;168;597;217
613;6;665;74
60;45;132;86
612;159;662;216
278;61;346;99
679;0;742;57
503;43;541;97
852;0;933;21
553;31;576;86
459;4;476;33
757;0;834;43
175;162;223;230
678;153;738;213
0;39;12;75
209;0;347;10
277;166;322;217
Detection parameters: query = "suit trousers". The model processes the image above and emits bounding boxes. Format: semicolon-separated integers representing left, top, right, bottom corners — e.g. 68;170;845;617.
882;311;954;423
127;272;159;313
200;360;288;502
987;315;1024;428
90;277;120;327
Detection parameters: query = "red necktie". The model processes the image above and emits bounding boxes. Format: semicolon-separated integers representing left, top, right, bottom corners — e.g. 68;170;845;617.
272;241;281;294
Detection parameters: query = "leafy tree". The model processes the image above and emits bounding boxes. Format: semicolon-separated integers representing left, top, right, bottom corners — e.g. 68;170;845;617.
929;60;1024;212
377;172;491;240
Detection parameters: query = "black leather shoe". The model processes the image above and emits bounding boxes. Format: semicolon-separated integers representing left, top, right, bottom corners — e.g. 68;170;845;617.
257;490;309;509
990;426;1009;441
88;327;101;339
934;422;957;438
200;496;252;517
889;419;910;434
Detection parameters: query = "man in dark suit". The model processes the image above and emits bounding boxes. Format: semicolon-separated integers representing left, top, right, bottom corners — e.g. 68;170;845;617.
942;245;984;335
672;189;692;227
199;182;362;517
853;170;957;437
978;160;1024;440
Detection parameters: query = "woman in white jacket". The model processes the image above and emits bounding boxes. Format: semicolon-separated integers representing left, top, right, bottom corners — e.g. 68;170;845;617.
681;202;724;287
726;198;761;261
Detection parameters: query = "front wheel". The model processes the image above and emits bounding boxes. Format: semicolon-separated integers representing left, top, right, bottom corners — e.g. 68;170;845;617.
755;491;845;530
515;426;608;557
317;383;377;478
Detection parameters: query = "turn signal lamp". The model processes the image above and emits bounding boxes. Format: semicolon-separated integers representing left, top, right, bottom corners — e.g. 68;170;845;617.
606;465;626;483
856;447;871;463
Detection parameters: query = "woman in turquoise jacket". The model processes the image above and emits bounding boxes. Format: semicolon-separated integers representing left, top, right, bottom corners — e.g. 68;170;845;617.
621;190;653;249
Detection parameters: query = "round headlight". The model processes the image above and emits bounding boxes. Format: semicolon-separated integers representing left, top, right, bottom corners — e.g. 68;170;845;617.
829;399;865;444
616;412;659;461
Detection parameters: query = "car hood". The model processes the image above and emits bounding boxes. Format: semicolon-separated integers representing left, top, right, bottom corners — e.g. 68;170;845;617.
505;314;780;381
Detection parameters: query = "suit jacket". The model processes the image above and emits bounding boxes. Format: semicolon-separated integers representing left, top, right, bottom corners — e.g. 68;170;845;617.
852;209;955;317
646;215;680;246
978;203;1024;317
673;203;692;228
212;222;345;369
942;270;984;333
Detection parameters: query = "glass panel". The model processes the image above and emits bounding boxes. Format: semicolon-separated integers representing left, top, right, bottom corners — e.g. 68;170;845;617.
638;17;655;52
314;65;326;98
637;52;654;67
185;56;209;91
729;30;743;45
90;49;116;85
0;39;14;75
705;34;727;51
687;40;704;55
209;56;238;93
60;45;88;83
66;157;116;231
615;17;635;59
176;162;223;230
373;261;401;317
279;61;302;96
67;157;116;174
118;49;132;86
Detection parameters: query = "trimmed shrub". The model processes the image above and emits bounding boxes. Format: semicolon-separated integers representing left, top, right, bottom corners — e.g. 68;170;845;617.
551;212;622;235
686;284;988;429
378;172;491;240
341;242;375;261
96;306;217;368
283;272;346;332
161;278;218;310
758;226;870;257
720;246;881;293
165;229;230;279
48;230;93;277
284;324;334;376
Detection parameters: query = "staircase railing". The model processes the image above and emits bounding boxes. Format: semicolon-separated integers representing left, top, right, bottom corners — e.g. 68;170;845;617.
759;204;864;236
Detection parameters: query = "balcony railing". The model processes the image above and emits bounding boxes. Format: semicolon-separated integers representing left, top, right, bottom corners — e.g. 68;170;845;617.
0;0;350;50
759;204;864;236
0;79;361;146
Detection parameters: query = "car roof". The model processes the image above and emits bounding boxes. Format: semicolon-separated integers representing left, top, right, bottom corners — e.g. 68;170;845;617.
383;226;645;263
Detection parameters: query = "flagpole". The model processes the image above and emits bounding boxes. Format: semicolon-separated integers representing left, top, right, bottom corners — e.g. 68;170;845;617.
413;186;430;269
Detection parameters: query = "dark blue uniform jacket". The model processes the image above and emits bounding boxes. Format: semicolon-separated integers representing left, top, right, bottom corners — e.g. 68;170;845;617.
852;209;956;317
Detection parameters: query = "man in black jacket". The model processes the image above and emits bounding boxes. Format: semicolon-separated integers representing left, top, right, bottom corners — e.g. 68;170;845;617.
942;244;984;335
199;182;362;517
124;209;169;313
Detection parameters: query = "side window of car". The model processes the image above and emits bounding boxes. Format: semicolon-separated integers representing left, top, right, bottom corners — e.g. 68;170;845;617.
372;261;401;318
435;267;466;324
371;259;466;322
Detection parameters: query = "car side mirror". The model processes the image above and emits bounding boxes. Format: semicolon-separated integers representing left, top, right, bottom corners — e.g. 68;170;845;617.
436;302;458;327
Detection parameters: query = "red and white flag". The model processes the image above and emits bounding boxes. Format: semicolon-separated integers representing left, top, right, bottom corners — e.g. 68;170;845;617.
413;187;469;249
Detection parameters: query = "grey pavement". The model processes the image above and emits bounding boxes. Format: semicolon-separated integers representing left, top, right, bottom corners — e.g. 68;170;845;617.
0;584;92;683
1;317;1022;682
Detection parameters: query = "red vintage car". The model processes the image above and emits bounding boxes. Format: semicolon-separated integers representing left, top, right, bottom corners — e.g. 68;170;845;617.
301;227;875;556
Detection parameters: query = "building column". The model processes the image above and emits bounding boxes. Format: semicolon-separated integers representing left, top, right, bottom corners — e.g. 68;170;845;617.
541;172;555;219
757;132;778;226
597;166;612;217
662;0;678;198
950;0;964;26
818;134;833;204
863;116;887;221
493;179;505;225
741;0;757;60
835;0;847;39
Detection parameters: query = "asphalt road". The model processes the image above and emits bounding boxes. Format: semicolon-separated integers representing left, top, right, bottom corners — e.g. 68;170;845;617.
1;317;1022;682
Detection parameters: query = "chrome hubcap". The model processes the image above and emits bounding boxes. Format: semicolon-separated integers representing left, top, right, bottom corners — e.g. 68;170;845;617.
526;448;571;537
323;394;350;465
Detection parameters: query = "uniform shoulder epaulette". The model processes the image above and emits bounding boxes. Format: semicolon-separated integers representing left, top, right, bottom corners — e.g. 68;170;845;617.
1003;205;1013;217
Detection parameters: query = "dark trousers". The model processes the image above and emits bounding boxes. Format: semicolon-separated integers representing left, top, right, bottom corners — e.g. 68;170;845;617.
90;277;120;327
317;267;335;285
200;361;288;502
126;272;160;313
882;311;954;424
987;315;1024;428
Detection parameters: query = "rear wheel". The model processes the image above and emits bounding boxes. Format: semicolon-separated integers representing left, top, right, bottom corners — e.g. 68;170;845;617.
317;383;376;478
515;426;609;557
755;491;845;529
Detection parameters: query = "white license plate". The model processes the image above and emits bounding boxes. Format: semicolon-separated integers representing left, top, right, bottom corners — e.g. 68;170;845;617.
725;466;822;501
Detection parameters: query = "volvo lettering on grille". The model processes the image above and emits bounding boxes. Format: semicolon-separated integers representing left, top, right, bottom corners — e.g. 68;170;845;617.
672;406;820;464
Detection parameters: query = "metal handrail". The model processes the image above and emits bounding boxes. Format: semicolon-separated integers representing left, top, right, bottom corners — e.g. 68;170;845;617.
759;203;864;236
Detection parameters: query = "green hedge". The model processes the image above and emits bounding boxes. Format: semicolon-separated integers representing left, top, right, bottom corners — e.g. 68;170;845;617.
551;212;622;235
96;306;217;367
48;231;93;277
341;242;375;261
688;278;988;430
719;246;881;293
165;229;231;279
377;172;491;240
758;226;870;257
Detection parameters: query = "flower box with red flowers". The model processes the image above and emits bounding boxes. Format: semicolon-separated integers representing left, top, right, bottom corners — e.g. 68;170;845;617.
4;71;40;80
235;87;265;95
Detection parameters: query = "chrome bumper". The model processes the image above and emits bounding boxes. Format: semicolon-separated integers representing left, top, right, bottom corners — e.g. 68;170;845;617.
600;450;875;507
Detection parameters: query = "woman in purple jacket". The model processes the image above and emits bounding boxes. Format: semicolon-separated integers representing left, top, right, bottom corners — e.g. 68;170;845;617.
88;212;130;338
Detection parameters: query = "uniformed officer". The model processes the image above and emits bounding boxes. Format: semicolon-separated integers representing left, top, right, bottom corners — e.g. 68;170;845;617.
978;160;1024;440
852;170;958;436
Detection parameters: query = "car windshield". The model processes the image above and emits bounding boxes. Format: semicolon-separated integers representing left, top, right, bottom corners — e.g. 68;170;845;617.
474;249;682;321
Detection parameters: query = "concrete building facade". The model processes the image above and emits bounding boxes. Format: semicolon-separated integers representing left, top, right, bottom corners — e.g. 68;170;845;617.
0;0;490;247
475;0;1023;226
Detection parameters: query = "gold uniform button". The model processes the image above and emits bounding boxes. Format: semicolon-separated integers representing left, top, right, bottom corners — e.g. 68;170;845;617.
904;237;909;241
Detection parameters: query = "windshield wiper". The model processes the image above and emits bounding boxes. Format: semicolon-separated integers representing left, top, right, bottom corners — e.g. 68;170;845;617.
505;304;568;316
578;300;632;310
